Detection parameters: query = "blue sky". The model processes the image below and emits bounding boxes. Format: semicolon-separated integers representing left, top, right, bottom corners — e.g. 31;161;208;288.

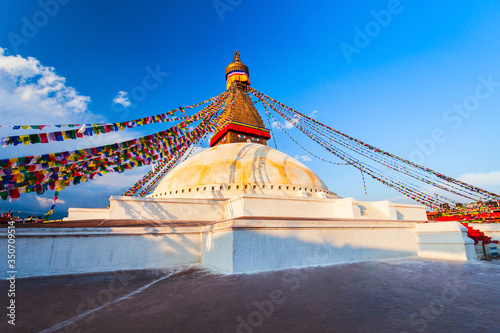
1;0;500;218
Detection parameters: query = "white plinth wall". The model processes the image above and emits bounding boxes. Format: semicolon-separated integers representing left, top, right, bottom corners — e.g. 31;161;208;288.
414;222;476;261
201;220;419;273
0;194;478;278
68;195;428;222
5;228;200;278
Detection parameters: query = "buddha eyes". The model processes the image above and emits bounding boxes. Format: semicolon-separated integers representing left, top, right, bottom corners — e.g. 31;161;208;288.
237;134;260;142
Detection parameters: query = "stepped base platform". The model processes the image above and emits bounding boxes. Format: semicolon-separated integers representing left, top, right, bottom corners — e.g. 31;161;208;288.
0;194;477;278
65;195;428;222
0;201;476;278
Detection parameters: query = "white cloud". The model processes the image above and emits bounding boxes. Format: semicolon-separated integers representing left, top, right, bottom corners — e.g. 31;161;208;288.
271;118;300;130
0;47;92;125
309;110;318;118
460;171;500;187
112;90;131;107
294;155;312;162
36;196;66;208
284;117;299;129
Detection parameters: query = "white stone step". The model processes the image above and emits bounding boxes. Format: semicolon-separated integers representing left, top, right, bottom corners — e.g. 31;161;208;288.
358;204;388;219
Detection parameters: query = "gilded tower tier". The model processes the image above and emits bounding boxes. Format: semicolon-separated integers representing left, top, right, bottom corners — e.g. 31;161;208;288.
210;51;271;147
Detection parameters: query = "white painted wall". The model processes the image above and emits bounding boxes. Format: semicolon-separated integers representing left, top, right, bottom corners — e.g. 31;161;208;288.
359;200;397;220
201;220;419;273
201;230;234;272
2;220;479;278
224;195;338;219
0;227;200;278
224;195;426;221
393;203;428;221
231;227;418;273
333;197;362;219
108;196;225;221
68;195;427;223
67;208;110;220
415;222;476;261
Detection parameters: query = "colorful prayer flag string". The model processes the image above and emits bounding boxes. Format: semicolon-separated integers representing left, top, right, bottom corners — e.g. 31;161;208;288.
43;190;59;221
250;87;499;208
0;93;226;147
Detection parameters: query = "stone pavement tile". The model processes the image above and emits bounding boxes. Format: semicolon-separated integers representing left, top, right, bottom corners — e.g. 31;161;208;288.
1;259;499;333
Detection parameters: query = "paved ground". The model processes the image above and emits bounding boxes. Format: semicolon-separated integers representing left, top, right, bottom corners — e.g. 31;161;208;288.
1;258;499;333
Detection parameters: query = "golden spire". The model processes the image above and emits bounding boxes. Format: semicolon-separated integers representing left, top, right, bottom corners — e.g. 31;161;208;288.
233;50;241;63
225;50;250;86
210;51;270;147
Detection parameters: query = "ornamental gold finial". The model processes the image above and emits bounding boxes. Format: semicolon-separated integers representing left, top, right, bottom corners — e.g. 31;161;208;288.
233;50;241;63
225;51;250;89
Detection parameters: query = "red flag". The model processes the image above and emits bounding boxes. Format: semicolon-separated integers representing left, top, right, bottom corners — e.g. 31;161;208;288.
8;189;20;200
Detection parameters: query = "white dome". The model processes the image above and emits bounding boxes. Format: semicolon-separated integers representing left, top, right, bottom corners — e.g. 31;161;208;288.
149;143;338;199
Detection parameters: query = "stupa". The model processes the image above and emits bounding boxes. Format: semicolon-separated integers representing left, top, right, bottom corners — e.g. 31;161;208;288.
2;52;476;279
149;51;337;201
